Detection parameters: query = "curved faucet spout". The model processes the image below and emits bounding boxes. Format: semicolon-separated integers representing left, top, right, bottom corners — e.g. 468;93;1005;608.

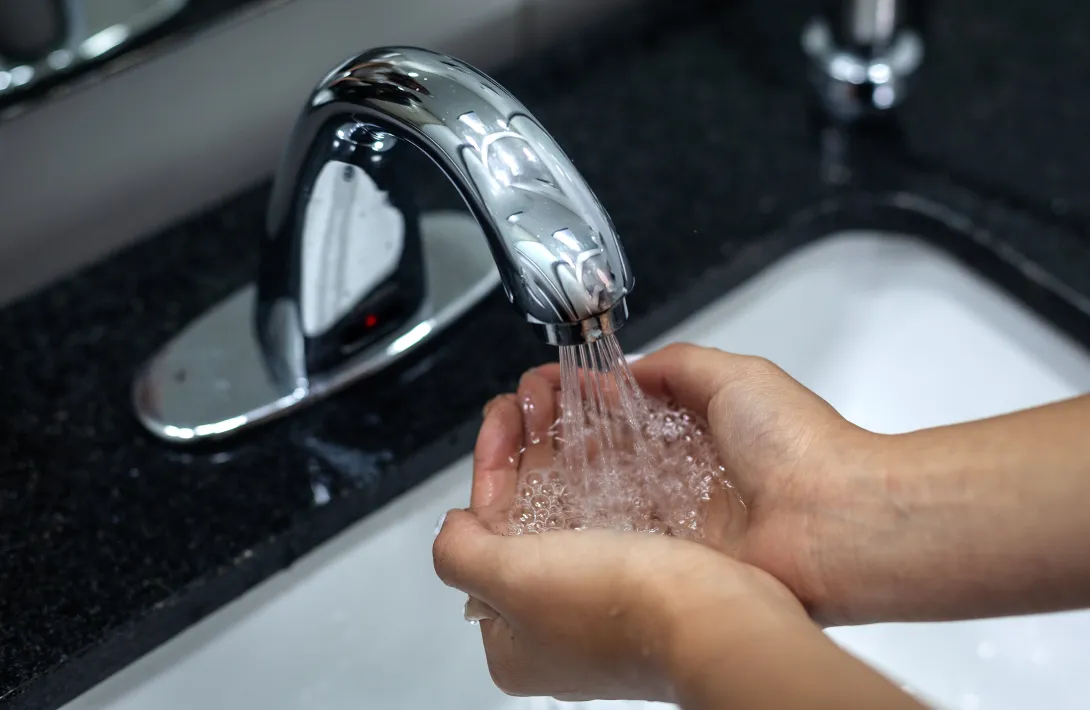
134;46;635;444
262;46;633;355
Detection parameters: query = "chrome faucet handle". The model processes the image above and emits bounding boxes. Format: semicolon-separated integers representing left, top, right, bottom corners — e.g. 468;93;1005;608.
802;0;925;121
133;46;633;443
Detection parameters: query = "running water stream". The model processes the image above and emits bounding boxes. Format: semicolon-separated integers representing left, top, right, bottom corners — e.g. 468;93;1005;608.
506;334;738;539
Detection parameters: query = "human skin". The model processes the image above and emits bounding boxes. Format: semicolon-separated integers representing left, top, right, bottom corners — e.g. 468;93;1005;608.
433;358;927;708
560;343;1090;625
435;341;1090;704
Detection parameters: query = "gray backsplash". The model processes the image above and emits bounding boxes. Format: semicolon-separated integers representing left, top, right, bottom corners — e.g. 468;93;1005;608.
0;0;643;307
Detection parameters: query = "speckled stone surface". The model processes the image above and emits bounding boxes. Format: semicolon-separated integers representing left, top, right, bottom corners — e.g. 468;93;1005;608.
4;0;1090;708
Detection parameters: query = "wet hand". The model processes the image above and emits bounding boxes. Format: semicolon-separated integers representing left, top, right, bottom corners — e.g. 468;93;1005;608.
536;343;891;625
432;379;806;702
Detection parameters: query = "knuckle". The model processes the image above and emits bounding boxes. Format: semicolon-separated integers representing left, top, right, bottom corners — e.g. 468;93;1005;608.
740;354;781;377
660;341;702;360
431;529;462;588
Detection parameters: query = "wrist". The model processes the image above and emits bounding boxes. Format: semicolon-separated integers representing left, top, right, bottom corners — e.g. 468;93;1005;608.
636;548;811;702
782;427;910;625
810;427;971;624
653;566;928;710
662;586;820;707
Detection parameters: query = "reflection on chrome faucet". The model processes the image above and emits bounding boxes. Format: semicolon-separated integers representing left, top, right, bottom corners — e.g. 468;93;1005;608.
261;48;632;361
133;47;633;444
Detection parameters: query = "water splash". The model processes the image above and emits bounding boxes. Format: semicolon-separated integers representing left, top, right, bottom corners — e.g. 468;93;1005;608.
508;334;735;539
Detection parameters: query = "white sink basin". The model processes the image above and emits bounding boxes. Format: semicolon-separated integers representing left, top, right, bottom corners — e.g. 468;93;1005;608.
64;232;1090;710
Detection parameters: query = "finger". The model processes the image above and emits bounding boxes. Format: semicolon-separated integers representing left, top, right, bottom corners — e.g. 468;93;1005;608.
472;394;521;512
535;344;733;417
517;370;559;472
628;343;739;414
533;362;562;385
433;508;503;601
532;351;643;386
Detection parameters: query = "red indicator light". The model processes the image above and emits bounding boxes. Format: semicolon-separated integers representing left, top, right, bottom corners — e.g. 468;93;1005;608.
364;314;378;328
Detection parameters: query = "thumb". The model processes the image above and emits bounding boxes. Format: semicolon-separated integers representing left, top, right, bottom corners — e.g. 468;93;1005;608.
433;508;503;602
628;343;742;415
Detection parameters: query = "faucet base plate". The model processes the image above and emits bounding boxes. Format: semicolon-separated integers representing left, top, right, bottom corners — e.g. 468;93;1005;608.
132;210;501;444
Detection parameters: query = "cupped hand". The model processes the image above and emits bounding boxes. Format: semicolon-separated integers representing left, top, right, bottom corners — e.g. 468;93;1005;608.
534;343;892;625
432;370;807;702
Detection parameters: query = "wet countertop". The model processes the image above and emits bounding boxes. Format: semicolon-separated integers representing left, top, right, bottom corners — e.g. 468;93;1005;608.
5;0;1090;708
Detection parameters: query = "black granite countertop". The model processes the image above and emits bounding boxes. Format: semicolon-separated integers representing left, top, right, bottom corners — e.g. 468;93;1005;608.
5;0;1090;708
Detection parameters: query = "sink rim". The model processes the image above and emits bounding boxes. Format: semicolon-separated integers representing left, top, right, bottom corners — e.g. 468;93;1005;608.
20;194;1090;710
60;222;1090;710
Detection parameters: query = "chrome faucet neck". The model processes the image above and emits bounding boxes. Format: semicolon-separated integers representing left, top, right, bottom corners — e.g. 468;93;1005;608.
261;46;632;367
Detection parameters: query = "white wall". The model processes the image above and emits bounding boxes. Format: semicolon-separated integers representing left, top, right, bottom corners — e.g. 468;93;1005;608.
0;0;636;305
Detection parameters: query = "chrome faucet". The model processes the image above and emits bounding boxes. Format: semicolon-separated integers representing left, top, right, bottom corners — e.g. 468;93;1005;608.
133;46;633;443
802;0;925;121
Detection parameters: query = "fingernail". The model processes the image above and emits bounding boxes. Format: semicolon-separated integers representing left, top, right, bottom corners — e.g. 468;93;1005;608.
625;353;645;363
433;512;447;538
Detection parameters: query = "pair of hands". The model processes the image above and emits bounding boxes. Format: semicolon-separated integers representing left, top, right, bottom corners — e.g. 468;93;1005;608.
432;343;895;703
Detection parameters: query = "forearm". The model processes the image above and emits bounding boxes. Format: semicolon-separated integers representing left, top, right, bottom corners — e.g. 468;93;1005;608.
666;603;926;710
838;394;1090;623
